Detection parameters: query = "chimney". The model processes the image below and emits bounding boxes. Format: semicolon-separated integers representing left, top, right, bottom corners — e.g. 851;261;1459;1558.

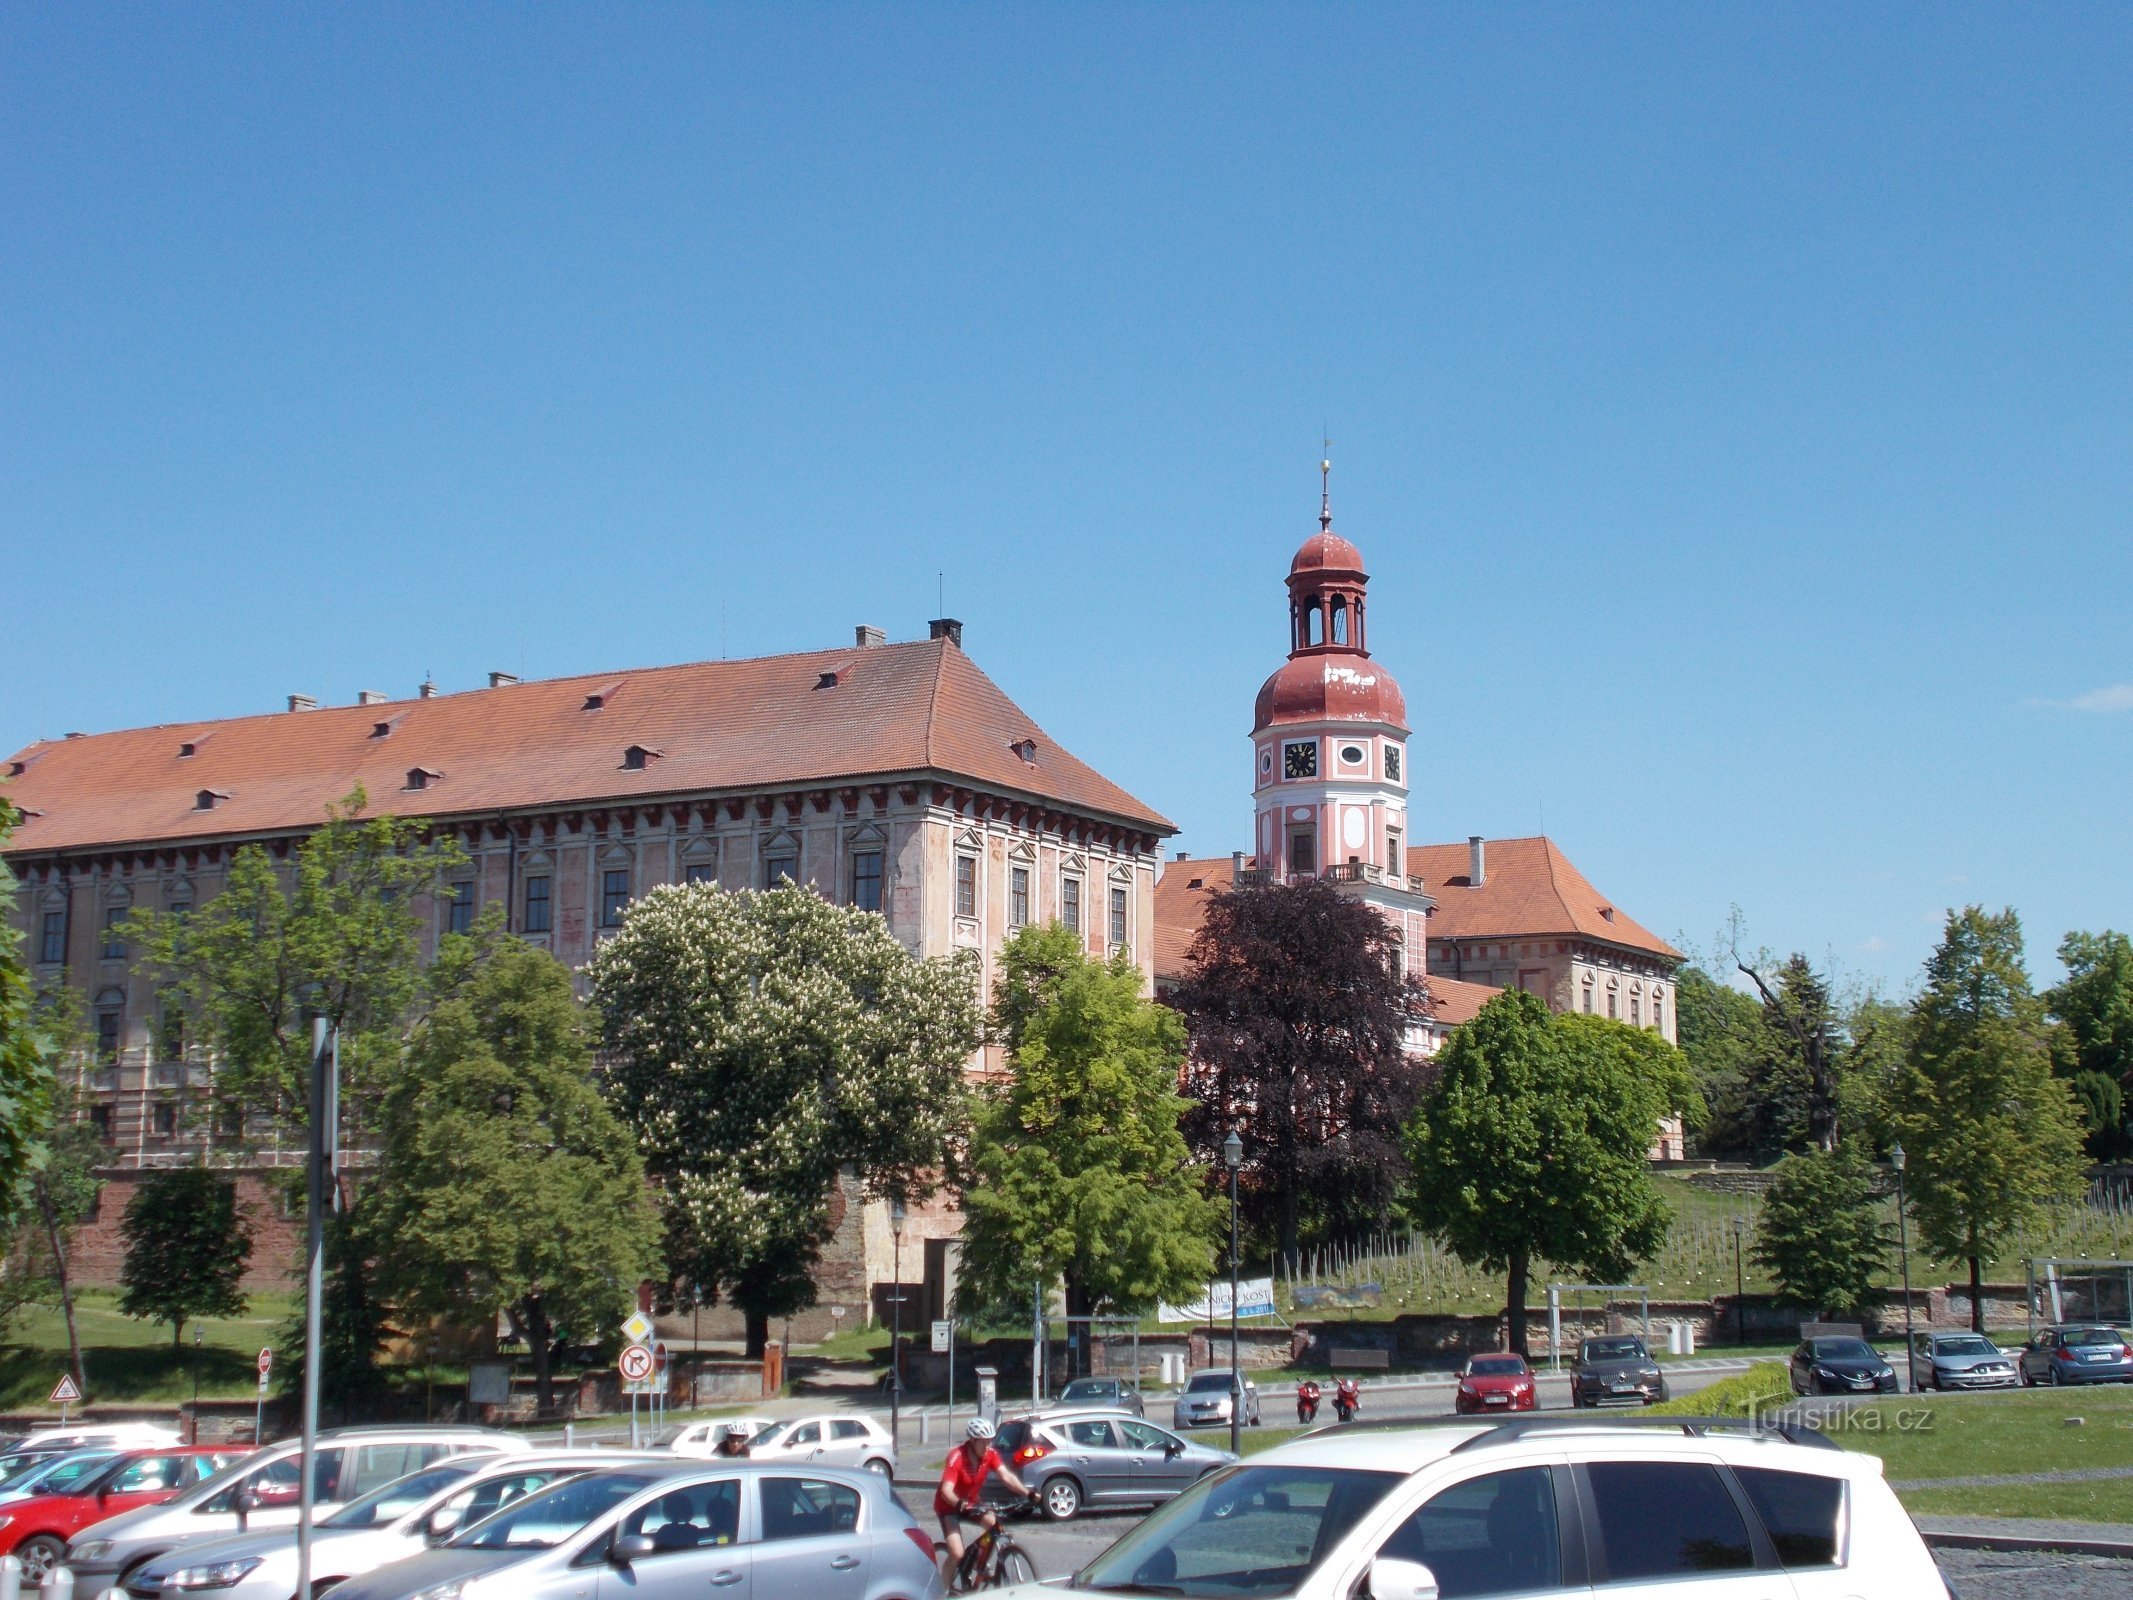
1174;850;1190;861
355;690;387;706
488;671;519;688
418;680;438;699
1231;850;1245;879
854;625;886;649
1468;835;1486;886
287;694;317;713
928;617;963;647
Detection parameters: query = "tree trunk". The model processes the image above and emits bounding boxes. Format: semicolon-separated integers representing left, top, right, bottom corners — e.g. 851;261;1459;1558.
1968;1244;1986;1336
1279;1182;1299;1286
743;1311;769;1360
1506;1249;1530;1357
525;1298;554;1415
40;1190;85;1393
173;1319;185;1354
1064;1276;1095;1379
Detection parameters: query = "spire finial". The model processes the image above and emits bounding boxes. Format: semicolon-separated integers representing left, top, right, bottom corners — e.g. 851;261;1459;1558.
1319;436;1333;531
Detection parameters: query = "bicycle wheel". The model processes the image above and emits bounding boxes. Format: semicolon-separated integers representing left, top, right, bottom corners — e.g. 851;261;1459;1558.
996;1547;1038;1586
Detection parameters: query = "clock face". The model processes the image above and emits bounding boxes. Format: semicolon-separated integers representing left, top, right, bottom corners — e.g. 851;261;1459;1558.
1385;745;1403;782
1283;740;1318;780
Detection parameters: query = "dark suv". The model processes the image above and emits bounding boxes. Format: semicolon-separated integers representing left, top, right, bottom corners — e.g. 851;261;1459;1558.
1570;1336;1668;1408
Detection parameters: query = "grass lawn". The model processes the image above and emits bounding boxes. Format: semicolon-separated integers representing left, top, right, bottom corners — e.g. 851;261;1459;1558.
1901;1478;2133;1523
0;1288;297;1408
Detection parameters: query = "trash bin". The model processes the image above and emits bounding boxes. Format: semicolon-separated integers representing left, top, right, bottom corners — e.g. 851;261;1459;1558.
975;1366;999;1427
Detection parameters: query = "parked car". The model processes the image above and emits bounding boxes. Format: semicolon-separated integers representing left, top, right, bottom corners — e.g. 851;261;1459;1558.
1172;1369;1262;1430
1789;1336;1901;1397
1052;1377;1146;1418
327;1462;942;1600
667;1417;780;1457
1908;1330;2019;1391
979;1409;1234;1521
0;1444;244;1586
120;1449;670;1600
0;1451;126;1506
1570;1336;1669;1407
2018;1324;2133;1387
0;1427;179;1487
1054;1414;1951;1598
745;1414;899;1477
1454;1353;1538;1415
64;1427;528;1599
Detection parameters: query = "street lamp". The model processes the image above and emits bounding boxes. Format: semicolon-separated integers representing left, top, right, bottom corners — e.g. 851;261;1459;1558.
1891;1143;1914;1384
888;1196;907;1449
1223;1129;1243;1455
1731;1216;1746;1346
190;1323;204;1444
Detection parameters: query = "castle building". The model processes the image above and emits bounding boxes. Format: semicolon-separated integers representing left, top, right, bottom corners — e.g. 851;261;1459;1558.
2;621;1174;1321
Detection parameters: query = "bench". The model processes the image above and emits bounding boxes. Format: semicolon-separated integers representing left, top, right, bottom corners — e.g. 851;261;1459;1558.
1329;1347;1392;1370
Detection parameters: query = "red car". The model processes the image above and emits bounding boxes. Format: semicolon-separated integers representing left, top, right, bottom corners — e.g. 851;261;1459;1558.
0;1445;247;1584
1454;1352;1537;1414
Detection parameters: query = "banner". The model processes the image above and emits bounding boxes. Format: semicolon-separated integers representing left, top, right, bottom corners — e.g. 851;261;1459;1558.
1158;1276;1278;1324
1292;1282;1384;1311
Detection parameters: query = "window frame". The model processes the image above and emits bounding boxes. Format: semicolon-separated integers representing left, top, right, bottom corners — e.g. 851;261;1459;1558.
599;869;632;929
100;908;127;962
1009;866;1030;928
1108;886;1129;949
445;880;476;936
955;855;978;920
850;850;884;913
1061;876;1082;935
522;874;552;934
40;911;66;965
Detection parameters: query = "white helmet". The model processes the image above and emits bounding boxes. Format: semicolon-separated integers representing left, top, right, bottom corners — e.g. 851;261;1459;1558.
966;1418;997;1441
719;1420;756;1441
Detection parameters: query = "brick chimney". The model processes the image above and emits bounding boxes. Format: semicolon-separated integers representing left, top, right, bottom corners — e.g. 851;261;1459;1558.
355;690;387;706
928;618;963;647
488;671;519;688
287;694;317;713
855;625;886;649
1468;835;1486;886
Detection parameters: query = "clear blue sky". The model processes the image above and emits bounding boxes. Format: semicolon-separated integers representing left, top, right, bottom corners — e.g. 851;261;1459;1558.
6;5;2128;994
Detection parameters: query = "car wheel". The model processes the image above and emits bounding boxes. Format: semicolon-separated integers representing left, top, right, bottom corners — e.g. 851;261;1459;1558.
15;1536;64;1586
1042;1475;1083;1521
2047;1365;2062;1387
861;1456;893;1476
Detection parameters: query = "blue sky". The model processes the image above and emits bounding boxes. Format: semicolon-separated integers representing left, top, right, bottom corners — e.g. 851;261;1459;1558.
5;5;2128;994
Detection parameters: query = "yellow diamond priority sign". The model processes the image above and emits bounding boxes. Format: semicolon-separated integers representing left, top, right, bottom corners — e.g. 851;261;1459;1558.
620;1310;654;1345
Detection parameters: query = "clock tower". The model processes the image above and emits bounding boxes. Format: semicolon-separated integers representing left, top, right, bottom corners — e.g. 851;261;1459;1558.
1248;465;1433;970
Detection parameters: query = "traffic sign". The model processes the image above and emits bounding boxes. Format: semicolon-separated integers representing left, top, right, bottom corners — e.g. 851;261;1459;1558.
931;1320;954;1354
48;1373;81;1406
620;1310;655;1344
257;1347;274;1378
618;1343;655;1383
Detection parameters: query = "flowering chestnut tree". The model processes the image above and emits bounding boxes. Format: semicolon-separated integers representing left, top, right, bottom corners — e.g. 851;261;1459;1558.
589;883;980;1355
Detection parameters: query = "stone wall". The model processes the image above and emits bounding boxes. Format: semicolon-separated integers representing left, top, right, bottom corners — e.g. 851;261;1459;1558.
68;1167;304;1291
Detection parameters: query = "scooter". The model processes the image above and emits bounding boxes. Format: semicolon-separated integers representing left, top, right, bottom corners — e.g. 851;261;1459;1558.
1296;1380;1321;1425
1333;1378;1361;1423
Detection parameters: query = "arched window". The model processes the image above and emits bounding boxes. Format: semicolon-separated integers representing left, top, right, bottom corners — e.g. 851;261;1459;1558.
1306;602;1324;647
1330;597;1348;645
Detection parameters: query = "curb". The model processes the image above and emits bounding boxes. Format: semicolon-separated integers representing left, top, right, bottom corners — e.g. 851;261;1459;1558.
1921;1527;2133;1560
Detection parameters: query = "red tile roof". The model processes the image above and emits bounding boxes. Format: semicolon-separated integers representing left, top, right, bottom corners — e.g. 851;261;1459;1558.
1423;975;1501;1028
2;638;1173;855
1152;855;1240;977
1406;836;1680;960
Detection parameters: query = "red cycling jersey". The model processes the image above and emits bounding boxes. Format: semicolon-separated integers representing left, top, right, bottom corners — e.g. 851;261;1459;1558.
935;1443;1004;1518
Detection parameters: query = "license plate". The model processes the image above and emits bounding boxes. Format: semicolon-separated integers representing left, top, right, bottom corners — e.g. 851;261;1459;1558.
1484;1396;1509;1406
1610;1383;1635;1393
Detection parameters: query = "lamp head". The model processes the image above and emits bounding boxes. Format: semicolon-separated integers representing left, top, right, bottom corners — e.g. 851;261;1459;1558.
889;1195;906;1234
1890;1142;1906;1174
1223;1129;1243;1170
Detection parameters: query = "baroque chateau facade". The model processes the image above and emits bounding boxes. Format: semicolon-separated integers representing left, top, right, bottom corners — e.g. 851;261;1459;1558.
3;491;1683;1319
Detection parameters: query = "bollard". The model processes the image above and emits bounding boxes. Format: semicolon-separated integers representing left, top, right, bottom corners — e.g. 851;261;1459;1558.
38;1563;72;1600
0;1552;20;1600
919;1412;929;1446
565;1421;575;1449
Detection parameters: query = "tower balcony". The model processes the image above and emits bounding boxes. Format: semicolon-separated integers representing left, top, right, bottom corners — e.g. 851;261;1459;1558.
1237;861;1420;893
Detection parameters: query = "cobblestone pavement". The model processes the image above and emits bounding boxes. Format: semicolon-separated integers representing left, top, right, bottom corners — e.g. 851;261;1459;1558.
1937;1547;2133;1598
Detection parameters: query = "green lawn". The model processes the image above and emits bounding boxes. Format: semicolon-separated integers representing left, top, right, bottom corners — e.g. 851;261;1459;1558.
0;1288;297;1408
1902;1478;2133;1523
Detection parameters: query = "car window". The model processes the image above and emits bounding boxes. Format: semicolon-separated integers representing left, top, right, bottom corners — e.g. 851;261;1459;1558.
203;1448;344;1511
759;1476;861;1542
1815;1339;1875;1362
454;1471;661;1549
1585;1461;1753;1579
1077;1466;1402;1596
621;1478;741;1551
1935;1336;1997;1358
324;1462;481;1528
25;1453;118;1495
1066;1420;1118;1449
1379;1467;1559;1599
450;1468;581;1531
1734;1467;1845;1569
1186;1373;1233;1393
785;1422;821;1446
1583;1340;1644;1362
996;1422;1032;1457
830;1421;868;1442
104;1455;187;1494
2063;1327;2121;1347
1467;1358;1525;1377
1119;1421;1172;1451
344;1443;431;1498
751;1422;792;1449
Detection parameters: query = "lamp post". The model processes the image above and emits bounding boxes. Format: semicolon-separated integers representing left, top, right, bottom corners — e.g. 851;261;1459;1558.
1892;1143;1914;1386
1731;1216;1746;1346
1223;1129;1243;1455
889;1196;906;1449
190;1323;203;1443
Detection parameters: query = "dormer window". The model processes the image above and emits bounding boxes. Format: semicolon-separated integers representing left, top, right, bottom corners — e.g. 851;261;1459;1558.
177;733;212;758
816;668;846;689
405;767;443;791
371;714;407;739
194;789;230;811
622;745;663;771
1011;738;1038;764
583;681;625;711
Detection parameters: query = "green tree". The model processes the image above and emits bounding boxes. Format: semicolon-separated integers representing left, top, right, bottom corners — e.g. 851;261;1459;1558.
0;800;58;1246
372;941;663;1412
2050;932;2133;1135
274;1209;394;1424
1;986;101;1390
959;926;1219;1323
1751;1145;1892;1320
1883;907;2089;1332
117;1167;252;1348
1403;991;1701;1355
591;883;980;1357
2071;1072;2129;1163
1673;964;1765;1158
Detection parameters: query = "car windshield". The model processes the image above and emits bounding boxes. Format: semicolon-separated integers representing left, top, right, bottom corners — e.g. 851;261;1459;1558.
1063;1381;1115;1397
11;1451;118;1496
750;1422;792;1449
1469;1357;1525;1376
1816;1339;1876;1361
1186;1374;1237;1393
323;1461;484;1528
453;1470;662;1550
1077;1465;1401;1597
1582;1340;1644;1363
2063;1327;2123;1347
1936;1336;1999;1358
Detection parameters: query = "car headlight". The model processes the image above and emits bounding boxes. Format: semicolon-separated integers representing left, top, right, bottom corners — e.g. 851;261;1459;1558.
408;1581;470;1600
164;1557;265;1590
70;1540;113;1561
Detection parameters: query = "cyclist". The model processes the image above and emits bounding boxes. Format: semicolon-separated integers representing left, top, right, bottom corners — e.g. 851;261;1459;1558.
934;1418;1031;1575
714;1420;755;1458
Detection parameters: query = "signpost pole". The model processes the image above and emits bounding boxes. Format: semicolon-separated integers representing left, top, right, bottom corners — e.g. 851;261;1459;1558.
297;1018;337;1600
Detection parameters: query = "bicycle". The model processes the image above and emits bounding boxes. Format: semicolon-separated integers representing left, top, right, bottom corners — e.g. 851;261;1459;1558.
950;1496;1040;1591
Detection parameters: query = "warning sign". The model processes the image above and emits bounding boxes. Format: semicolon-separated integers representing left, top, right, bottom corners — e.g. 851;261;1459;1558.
49;1374;82;1406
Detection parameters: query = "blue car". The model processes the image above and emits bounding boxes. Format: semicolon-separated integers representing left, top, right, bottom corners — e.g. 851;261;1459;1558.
2019;1324;2133;1386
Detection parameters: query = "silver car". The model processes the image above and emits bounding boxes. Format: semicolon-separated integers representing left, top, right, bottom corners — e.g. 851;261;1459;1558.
328;1461;942;1600
986;1411;1234;1521
64;1427;526;1599
1171;1369;1262;1430
118;1450;667;1600
1908;1330;2018;1391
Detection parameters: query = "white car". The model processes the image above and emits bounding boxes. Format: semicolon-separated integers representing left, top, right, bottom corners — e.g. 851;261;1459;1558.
19;1425;180;1455
670;1414;898;1476
120;1449;669;1600
1007;1416;1953;1599
667;1417;779;1458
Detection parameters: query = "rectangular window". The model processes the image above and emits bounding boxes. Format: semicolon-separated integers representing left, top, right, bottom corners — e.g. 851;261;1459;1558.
1583;1461;1752;1579
522;875;551;934
1630;994;1642;1027
1607;989;1618;1020
1062;877;1082;934
1734;1467;1844;1569
851;851;884;913
600;870;631;928
1289;828;1316;876
101;909;127;961
152;1103;177;1138
955;856;978;919
1385;828;1401;874
89;1105;114;1143
157;1010;184;1063
1109;887;1129;948
446;881;475;935
1385;744;1402;782
40;912;64;965
1651;996;1665;1034
1378;1466;1559;1592
764;855;798;888
684;862;718;886
96;1009;120;1063
1010;867;1030;928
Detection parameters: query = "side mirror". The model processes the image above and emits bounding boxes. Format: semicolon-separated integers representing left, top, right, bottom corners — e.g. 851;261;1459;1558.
610;1533;658;1567
1368;1557;1442;1600
1164;1441;1184;1457
426;1508;461;1543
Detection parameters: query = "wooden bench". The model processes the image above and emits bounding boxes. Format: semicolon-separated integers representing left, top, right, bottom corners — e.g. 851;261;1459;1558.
1329;1347;1392;1370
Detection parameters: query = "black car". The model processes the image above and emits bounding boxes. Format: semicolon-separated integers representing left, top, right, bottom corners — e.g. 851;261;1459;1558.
1790;1335;1900;1396
1569;1335;1669;1407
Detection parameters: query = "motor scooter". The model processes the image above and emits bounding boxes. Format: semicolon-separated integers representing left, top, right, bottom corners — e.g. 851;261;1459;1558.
1296;1380;1321;1425
1333;1378;1361;1423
